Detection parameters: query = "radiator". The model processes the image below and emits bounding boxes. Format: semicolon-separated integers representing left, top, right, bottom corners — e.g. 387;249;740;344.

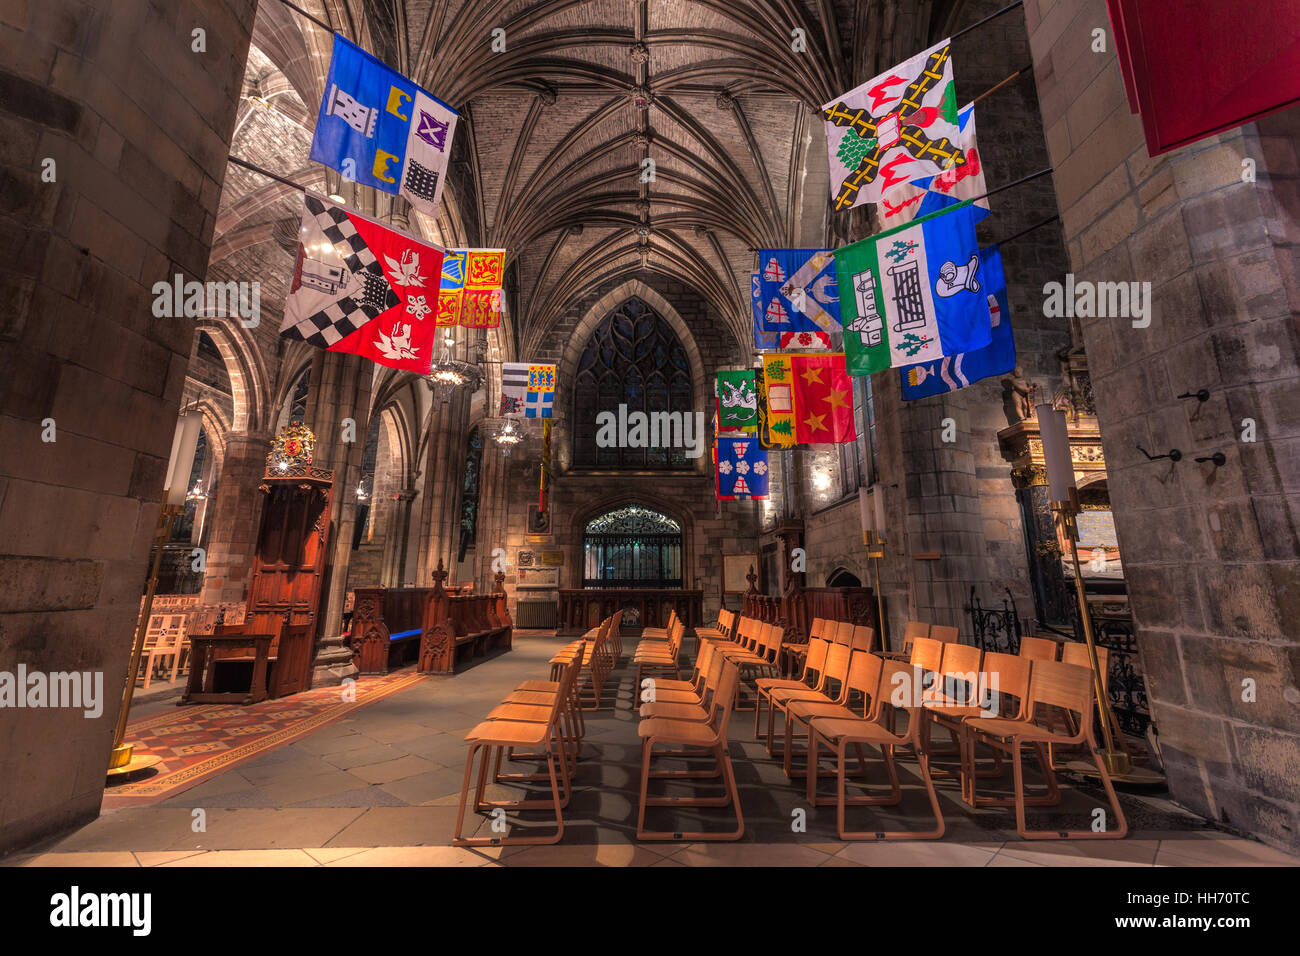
515;599;557;629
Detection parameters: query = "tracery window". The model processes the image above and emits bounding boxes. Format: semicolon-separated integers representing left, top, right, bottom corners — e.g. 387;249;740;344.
571;297;693;470
583;505;683;589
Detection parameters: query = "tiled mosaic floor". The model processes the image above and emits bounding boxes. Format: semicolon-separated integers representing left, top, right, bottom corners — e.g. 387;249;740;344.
10;634;1297;867
102;669;429;807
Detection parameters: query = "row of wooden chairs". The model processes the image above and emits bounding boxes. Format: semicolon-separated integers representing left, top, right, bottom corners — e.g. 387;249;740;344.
452;615;619;846
704;613;1128;841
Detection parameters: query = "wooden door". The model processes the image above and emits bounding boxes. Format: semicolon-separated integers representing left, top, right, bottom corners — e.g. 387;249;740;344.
247;480;332;697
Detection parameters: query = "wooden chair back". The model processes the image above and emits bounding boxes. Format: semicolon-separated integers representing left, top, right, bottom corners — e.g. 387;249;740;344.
831;620;854;645
709;660;743;738
819;640;854;702
930;623;960;643
850;624;875;652
980;651;1032;718
845;650;885;717
902;620;930;655
809;618;828;641
1060;642;1109;692
877;659;929;744
1019;635;1059;661
1027;660;1095;743
909;636;944;674
936;641;982;706
799;638;831;685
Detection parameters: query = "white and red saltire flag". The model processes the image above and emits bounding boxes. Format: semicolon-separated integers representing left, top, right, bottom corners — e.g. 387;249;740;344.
280;193;445;374
822;38;965;212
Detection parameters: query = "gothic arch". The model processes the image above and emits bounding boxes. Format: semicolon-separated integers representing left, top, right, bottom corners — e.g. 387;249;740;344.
569;490;697;589
555;280;708;473
193;319;271;434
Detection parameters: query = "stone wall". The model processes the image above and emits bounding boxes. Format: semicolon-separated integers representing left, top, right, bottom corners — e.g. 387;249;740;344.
1023;0;1300;851
0;0;255;854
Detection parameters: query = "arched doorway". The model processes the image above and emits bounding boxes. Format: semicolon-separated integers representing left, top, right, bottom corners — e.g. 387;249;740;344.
583;505;683;589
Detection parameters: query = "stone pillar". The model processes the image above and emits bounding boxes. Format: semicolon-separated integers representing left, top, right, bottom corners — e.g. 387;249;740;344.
417;387;470;583
0;0;256;853
200;432;270;604
383;487;417;587
303;350;370;687
1024;0;1300;850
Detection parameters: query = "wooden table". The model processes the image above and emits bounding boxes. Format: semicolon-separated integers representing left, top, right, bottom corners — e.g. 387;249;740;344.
181;633;274;705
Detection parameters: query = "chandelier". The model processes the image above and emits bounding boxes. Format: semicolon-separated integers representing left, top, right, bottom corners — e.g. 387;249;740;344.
487;417;523;456
425;335;484;400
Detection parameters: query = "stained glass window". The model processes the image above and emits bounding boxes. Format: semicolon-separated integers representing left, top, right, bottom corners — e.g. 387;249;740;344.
583;505;683;588
458;428;483;560
572;297;694;469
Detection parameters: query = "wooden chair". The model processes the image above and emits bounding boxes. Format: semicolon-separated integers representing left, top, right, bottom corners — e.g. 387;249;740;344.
637;639;719;712
639;644;727;722
453;657;580;847
783;649;883;785
636;659;744;842
930;623;960;643
805;659;945;841
141;613;187;688
633;619;684;711
640;609;679;640
962;659;1129;840
883;620;930;660
916;641;983;776
769;640;855;776
1019;635;1059;661
754;636;830;745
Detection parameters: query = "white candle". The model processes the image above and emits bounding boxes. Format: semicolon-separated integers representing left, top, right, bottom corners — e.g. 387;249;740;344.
165;412;202;507
859;485;875;535
873;485;887;534
1036;403;1074;502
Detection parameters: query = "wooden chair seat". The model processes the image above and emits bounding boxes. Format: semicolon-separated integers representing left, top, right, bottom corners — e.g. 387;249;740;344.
637;716;721;746
486;702;553;722
786;699;858;722
807;716;899;745
962;715;1070;742
464;718;552;747
638;701;711;722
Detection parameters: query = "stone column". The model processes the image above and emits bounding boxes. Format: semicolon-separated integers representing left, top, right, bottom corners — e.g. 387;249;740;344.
383;487;417;587
0;0;256;853
200;432;271;604
417;387;470;582
303;351;370;686
1024;0;1300;850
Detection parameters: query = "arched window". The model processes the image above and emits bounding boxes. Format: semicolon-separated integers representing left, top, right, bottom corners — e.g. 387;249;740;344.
583;505;682;588
571;297;693;470
458;427;484;561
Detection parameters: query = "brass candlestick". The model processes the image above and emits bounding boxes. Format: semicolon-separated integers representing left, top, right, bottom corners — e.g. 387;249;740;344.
864;528;888;653
107;502;182;777
1052;491;1130;776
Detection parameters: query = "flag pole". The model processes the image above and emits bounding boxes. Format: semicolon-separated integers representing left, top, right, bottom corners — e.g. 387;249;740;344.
996;213;1061;247
271;0;335;34
948;0;1025;43
969;64;1034;108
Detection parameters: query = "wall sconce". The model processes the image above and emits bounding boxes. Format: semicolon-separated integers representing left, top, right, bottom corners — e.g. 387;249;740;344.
812;469;832;492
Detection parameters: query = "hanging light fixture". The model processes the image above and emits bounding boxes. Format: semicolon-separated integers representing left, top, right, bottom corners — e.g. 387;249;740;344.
185;478;207;501
488;417;523;456
425;334;484;401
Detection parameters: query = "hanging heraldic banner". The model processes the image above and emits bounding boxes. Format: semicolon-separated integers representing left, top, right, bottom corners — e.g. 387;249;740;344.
716;437;769;499
502;363;555;419
834;199;992;375
717;370;759;432
438;249;506;328
756;249;840;349
280;193;445;374
879;103;989;227
900;245;1016;400
822;38;965;212
310;34;459;217
752;272;778;350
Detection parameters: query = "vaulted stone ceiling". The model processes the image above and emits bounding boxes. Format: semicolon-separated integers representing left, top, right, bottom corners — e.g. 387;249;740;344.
212;0;957;376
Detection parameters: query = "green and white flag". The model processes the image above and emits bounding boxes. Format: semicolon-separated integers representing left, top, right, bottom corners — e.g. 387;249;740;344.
833;199;993;376
717;370;758;431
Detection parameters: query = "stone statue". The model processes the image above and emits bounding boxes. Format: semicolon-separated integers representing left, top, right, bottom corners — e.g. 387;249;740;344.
1000;367;1035;426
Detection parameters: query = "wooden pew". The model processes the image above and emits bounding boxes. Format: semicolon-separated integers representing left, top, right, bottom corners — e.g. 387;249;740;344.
420;568;513;673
